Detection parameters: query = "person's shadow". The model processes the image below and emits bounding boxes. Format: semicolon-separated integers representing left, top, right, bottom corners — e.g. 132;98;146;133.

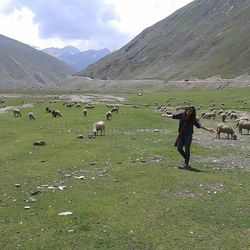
178;166;203;172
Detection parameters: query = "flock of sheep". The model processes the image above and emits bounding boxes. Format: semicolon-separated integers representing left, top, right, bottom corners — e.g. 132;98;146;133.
161;104;250;140
200;109;250;139
12;101;120;137
11;98;250;141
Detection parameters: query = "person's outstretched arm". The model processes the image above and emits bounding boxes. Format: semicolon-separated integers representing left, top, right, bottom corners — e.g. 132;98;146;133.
200;125;216;133
162;114;173;118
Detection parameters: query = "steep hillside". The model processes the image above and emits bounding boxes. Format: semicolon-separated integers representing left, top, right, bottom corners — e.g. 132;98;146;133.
0;35;75;89
79;0;250;80
43;46;111;71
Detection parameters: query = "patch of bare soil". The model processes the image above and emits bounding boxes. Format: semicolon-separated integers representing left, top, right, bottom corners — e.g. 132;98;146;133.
0;93;126;105
193;125;250;171
61;75;250;91
0;103;34;114
64;94;126;104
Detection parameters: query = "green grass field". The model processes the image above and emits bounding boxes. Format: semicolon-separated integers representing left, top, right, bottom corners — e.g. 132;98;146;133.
0;88;250;249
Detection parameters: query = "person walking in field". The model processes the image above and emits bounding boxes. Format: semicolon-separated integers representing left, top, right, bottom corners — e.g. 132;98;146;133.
163;106;215;169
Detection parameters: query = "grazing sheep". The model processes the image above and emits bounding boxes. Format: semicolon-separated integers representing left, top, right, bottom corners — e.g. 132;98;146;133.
77;134;84;139
13;108;22;117
218;109;224;115
52;110;62;118
219;112;227;122
106;111;112;120
93;121;105;136
111;107;119;113
216;123;237;139
33;140;46;146
76;103;81;108
201;112;206;118
67;103;74;108
28;112;36;120
229;113;238;119
46;107;51;113
85;104;95;109
83;109;88;117
236;116;249;122
203;111;216;119
106;104;114;108
237;120;250;135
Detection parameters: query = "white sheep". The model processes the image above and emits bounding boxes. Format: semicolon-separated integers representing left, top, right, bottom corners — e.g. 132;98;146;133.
83;109;88;117
216;123;237;139
201;112;206;118
111;107;119;113
237;120;250;135
85;104;95;109
28;112;36;120
52;110;62;118
229;113;238;119
106;111;112;120
218;109;224;115
13;108;22;117
93;121;105;136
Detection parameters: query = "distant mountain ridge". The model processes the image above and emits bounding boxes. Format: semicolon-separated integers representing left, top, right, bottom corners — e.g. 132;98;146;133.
79;0;250;80
43;46;111;71
0;35;75;89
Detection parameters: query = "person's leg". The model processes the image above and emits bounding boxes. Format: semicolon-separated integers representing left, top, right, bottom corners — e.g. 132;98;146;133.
184;135;193;166
177;136;186;162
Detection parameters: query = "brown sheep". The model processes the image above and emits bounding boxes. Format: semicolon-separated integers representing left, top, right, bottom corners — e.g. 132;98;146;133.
216;123;237;139
229;113;238;119
220;113;227;122
237;120;250;135
203;111;216;119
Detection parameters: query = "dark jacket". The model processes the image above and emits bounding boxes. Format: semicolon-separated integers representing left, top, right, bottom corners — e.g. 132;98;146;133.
172;112;201;135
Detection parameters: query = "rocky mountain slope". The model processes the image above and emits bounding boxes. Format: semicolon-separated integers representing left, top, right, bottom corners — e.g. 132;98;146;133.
0;35;75;89
79;0;250;81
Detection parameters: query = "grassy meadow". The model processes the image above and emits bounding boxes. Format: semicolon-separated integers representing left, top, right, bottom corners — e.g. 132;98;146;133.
0;87;250;249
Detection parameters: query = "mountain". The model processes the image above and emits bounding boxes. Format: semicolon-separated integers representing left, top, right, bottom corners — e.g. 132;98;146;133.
43;46;111;71
0;35;75;89
43;46;81;58
78;0;250;81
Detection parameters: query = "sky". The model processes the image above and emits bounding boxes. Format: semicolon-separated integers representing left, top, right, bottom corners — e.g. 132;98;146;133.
0;0;193;51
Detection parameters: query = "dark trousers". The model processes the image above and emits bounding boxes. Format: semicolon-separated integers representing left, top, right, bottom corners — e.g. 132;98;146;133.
177;134;193;165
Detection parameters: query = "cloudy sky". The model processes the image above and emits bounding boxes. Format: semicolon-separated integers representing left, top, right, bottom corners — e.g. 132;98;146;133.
0;0;193;51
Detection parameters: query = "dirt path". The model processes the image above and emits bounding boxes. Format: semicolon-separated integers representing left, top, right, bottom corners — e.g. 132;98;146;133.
0;103;34;114
193;119;250;171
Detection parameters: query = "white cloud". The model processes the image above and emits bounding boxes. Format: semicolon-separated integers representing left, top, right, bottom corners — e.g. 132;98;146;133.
0;0;193;51
106;0;193;35
0;7;38;43
0;0;11;11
